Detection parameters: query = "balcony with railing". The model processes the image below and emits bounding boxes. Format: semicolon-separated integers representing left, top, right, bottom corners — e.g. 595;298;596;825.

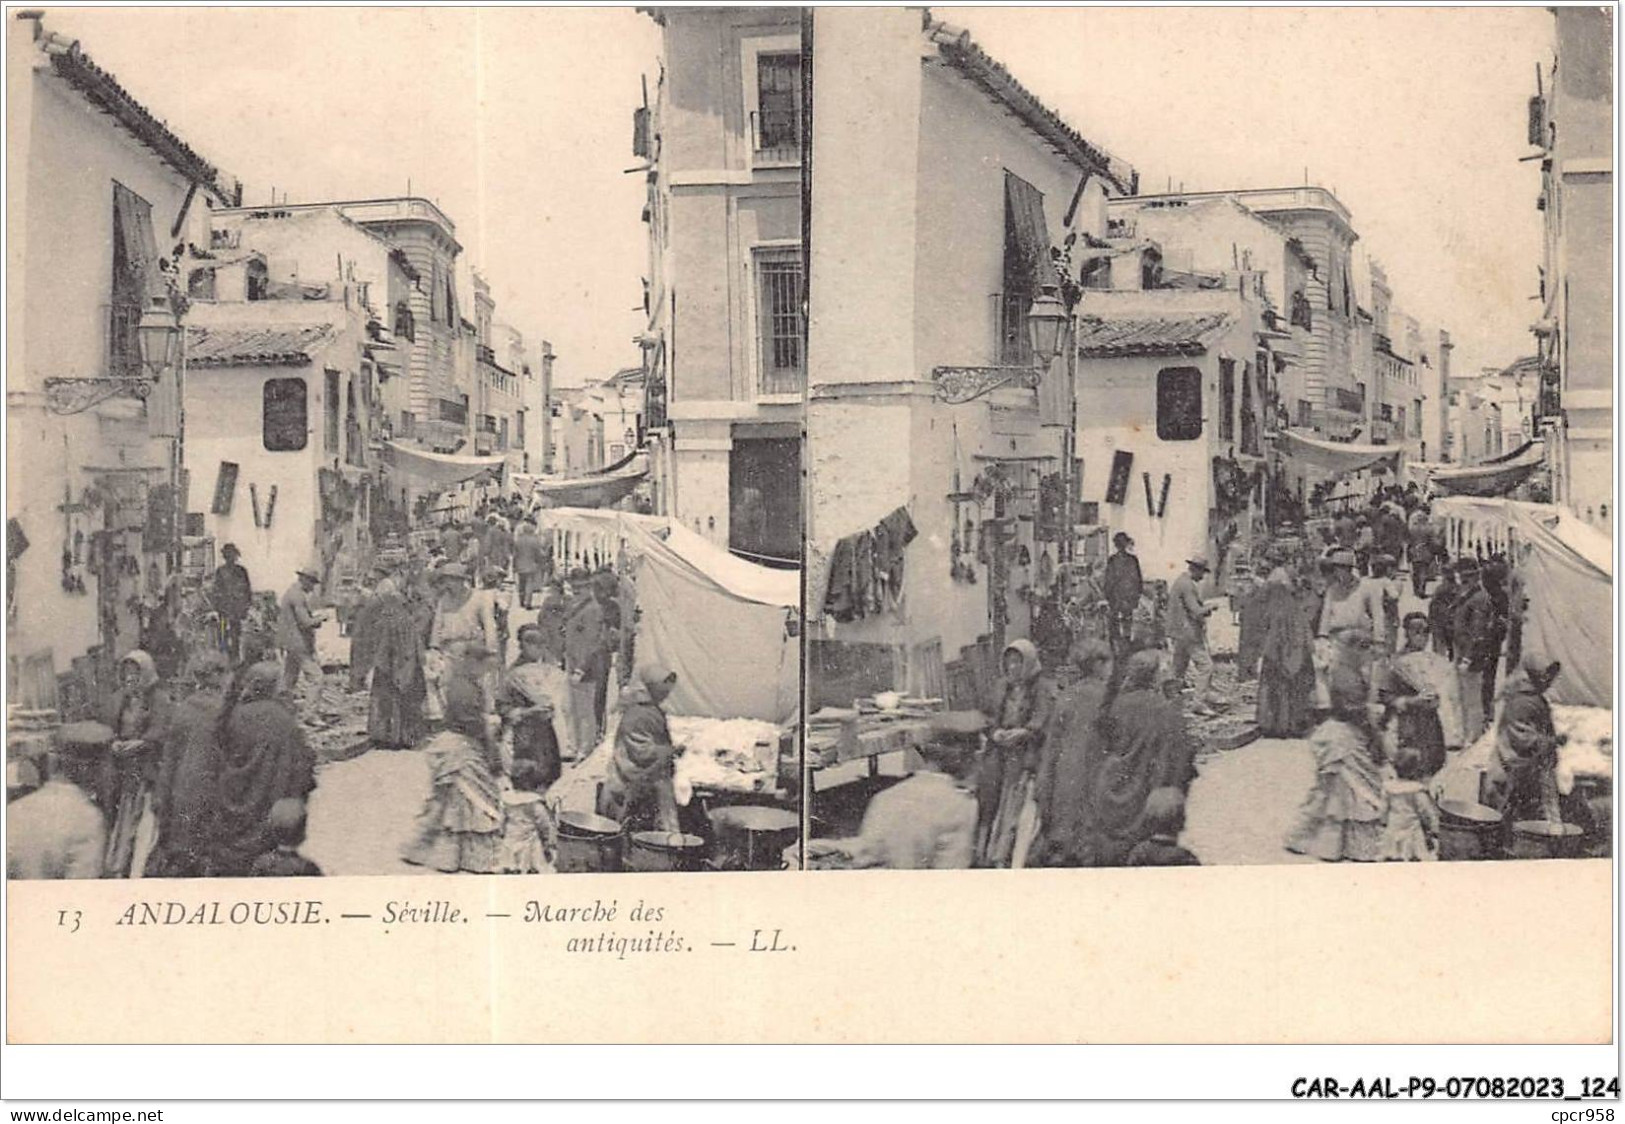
749;109;800;167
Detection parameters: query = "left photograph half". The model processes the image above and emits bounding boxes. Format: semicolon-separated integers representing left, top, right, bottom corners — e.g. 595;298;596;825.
5;7;804;880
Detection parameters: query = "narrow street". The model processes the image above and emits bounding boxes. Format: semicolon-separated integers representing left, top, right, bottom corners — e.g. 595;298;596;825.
1180;579;1433;866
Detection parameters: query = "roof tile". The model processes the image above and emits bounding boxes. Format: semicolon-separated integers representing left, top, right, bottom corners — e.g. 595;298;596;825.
1074;313;1230;359
187;325;332;367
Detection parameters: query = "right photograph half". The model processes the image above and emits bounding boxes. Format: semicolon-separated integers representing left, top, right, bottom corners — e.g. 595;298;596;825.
801;7;1614;870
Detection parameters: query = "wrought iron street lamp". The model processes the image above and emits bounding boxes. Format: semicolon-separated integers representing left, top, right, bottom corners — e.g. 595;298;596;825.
136;293;182;381
1025;283;1068;367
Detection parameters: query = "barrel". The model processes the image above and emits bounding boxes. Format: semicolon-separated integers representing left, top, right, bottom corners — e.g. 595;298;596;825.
707;805;799;871
626;831;707;873
1573;777;1612;858
1437;800;1504;861
1509;820;1587;860
556;811;625;873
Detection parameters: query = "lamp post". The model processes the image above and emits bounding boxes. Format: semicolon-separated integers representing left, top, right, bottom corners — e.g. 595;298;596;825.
1026;283;1075;562
136;292;184;578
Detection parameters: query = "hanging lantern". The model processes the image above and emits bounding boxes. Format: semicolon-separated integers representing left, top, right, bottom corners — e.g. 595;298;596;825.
1026;283;1068;366
136;293;182;380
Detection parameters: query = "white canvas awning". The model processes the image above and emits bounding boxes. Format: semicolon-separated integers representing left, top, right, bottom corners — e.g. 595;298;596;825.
380;442;506;488
1428;442;1544;498
1277;429;1402;475
535;507;799;722
1432;496;1612;709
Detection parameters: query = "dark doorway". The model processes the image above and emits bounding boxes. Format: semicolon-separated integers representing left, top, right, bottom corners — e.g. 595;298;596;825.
729;436;800;568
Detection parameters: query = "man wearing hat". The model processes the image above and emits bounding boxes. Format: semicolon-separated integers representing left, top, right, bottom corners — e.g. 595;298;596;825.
1451;558;1503;741
7;722;111;879
839;712;981;870
1101;532;1143;654
277;564;325;695
1427;560;1461;660
212;543;254;664
1168;557;1220;714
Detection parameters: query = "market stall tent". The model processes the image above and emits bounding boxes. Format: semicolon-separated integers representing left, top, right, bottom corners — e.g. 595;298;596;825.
537;508;799;723
1432;496;1612;709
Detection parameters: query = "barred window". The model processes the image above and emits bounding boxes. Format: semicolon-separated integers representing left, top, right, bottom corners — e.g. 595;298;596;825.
755;247;803;394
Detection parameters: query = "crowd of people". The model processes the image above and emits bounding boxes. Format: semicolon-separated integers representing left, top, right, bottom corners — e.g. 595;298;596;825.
818;479;1587;870
1229;481;1581;862
817;634;1201;871
6;493;682;881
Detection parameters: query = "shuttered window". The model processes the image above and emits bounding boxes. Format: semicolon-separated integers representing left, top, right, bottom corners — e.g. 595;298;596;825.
755;53;801;154
263;378;309;452
1156;367;1203;441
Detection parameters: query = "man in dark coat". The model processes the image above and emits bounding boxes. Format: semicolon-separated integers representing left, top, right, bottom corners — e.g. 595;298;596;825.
1101;532;1143;654
1407;519;1436;598
513;521;545;609
1452;560;1503;741
1428;562;1460;660
212;543;253;664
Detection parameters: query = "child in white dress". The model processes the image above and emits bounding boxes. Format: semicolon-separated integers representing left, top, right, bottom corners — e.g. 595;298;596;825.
1380;744;1440;861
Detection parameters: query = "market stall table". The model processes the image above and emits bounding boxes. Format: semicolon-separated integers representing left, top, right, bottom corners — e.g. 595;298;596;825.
807;710;940;792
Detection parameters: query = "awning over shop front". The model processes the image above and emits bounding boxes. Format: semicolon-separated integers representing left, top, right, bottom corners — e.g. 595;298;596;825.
1428;442;1544;498
1276;429;1402;476
380;442;506;489
514;453;649;510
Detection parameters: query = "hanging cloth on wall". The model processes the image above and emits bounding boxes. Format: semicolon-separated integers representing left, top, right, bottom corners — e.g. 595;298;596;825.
822;506;917;623
1004;171;1055;294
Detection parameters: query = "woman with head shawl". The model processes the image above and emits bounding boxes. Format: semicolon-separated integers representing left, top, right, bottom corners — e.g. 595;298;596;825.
209;658;317;876
366;575;428;750
1032;640;1114;867
598;661;681;833
147;651;231;877
1256;560;1316;738
501;623;573;783
977;639;1058;868
1489;657;1581;828
403;656;506;873
99;649;174;877
1284;663;1387;862
1090;648;1200;866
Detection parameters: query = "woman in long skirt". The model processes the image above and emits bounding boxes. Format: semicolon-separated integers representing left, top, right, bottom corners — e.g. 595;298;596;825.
100;649;174;877
403;660;505;874
1285;664;1387;862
